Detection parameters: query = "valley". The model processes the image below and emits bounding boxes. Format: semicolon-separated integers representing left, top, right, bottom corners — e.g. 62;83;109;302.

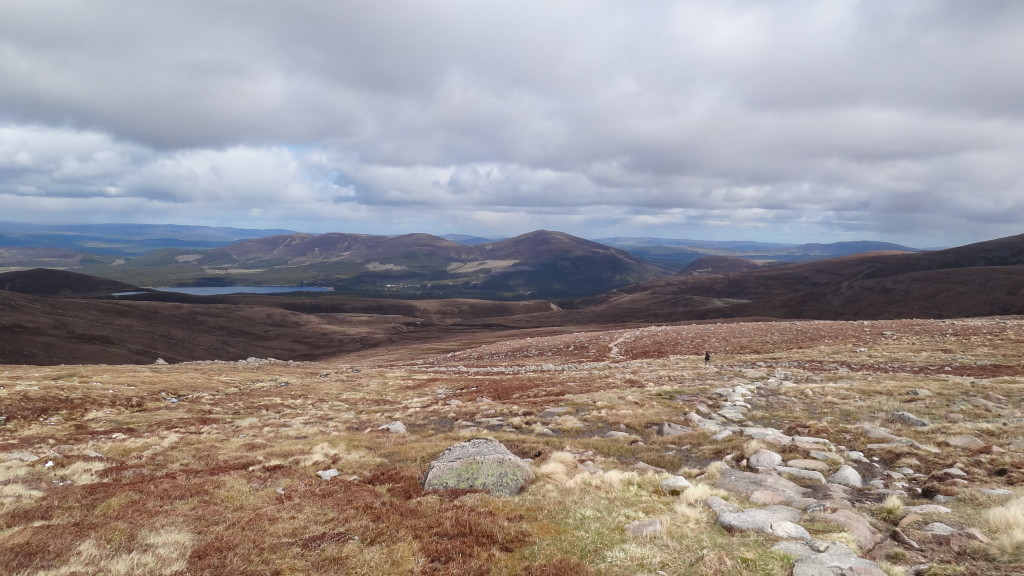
1;228;1023;575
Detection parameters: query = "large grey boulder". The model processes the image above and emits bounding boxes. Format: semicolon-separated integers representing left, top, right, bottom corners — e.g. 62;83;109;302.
747;448;783;470
715;468;810;505
778;542;887;576
827;465;863;488
717;505;809;539
422;438;535;496
774;466;826;485
808;508;885;551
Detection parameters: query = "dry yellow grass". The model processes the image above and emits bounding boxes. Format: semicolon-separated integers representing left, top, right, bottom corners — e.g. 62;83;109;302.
984;497;1024;561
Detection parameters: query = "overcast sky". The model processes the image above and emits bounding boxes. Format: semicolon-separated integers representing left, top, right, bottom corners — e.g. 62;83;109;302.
2;1;1023;247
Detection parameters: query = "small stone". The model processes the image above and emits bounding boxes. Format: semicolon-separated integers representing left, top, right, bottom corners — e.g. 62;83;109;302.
978;488;1015;498
539;407;572;418
774;466;827;485
656;422;692;437
907;389;933;397
3;452;39;462
379;421;407;433
709;429;733;441
625;519;664;537
747;449;783;470
937;467;968;478
933;495;957;504
890;411;930;427
785;459;832;473
808;450;845;465
703;496;740;515
603;431;634;439
905;504;953;515
661;475;692;495
923;522;957;536
943;435;985;450
317;468;340;480
828;465;863;488
154;358;168;365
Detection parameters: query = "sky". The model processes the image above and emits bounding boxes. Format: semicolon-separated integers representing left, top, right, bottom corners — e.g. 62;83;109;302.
1;1;1023;248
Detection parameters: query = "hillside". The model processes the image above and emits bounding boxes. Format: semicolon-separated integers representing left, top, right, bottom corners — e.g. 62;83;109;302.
0;268;145;297
486;233;1024;326
2;317;1023;575
0;268;560;365
600;237;920;270
82;230;668;299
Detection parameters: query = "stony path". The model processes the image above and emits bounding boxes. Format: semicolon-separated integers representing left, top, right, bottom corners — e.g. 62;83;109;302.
663;368;1003;575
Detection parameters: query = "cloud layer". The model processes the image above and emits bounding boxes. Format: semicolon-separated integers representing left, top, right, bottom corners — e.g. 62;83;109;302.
2;1;1023;246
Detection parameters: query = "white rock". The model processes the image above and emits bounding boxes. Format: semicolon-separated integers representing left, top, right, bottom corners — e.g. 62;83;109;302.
661;475;692;495
827;465;863;488
316;468;340;480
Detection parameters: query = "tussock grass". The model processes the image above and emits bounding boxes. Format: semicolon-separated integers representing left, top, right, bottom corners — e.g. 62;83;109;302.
984;496;1024;561
533;451;579;487
875;494;906;524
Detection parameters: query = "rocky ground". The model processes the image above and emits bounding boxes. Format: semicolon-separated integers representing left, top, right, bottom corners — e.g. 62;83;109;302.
1;316;1023;575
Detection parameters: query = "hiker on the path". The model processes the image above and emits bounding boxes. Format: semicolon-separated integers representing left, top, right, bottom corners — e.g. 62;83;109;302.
704;351;711;366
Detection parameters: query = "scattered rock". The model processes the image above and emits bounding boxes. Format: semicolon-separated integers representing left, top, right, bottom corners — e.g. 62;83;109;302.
3;452;39;462
747;448;783;470
661;475;692;495
703;496;740;515
625;519;664;537
715;468;809;505
978;488;1015;498
923;522;957;536
717;505;809;539
907;389;933;397
154;358;168;365
809;508;885;551
316;468;340;480
379;421;407;434
788;542;887;576
656;422;692;437
943;435;985;450
890;411;930;427
539;407;572;419
774;466;826;485
422;438;535;496
827;465;863;488
785;459;832;474
904;504;952;515
706;429;731;443
603;431;634;439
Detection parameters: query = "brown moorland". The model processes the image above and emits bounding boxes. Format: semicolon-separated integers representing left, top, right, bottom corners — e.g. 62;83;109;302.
2;316;1024;575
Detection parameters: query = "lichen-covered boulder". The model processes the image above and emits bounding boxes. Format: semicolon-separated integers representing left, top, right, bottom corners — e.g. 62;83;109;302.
422;438;535;496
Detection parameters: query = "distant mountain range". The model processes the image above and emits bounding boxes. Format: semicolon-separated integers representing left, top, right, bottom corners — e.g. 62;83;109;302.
2;230;1021;364
69;230;666;299
524;232;1024;325
0;222;923;299
0;222;295;257
597;237;920;270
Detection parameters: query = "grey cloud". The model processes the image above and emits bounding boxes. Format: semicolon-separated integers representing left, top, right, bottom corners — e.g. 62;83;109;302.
1;1;1022;247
